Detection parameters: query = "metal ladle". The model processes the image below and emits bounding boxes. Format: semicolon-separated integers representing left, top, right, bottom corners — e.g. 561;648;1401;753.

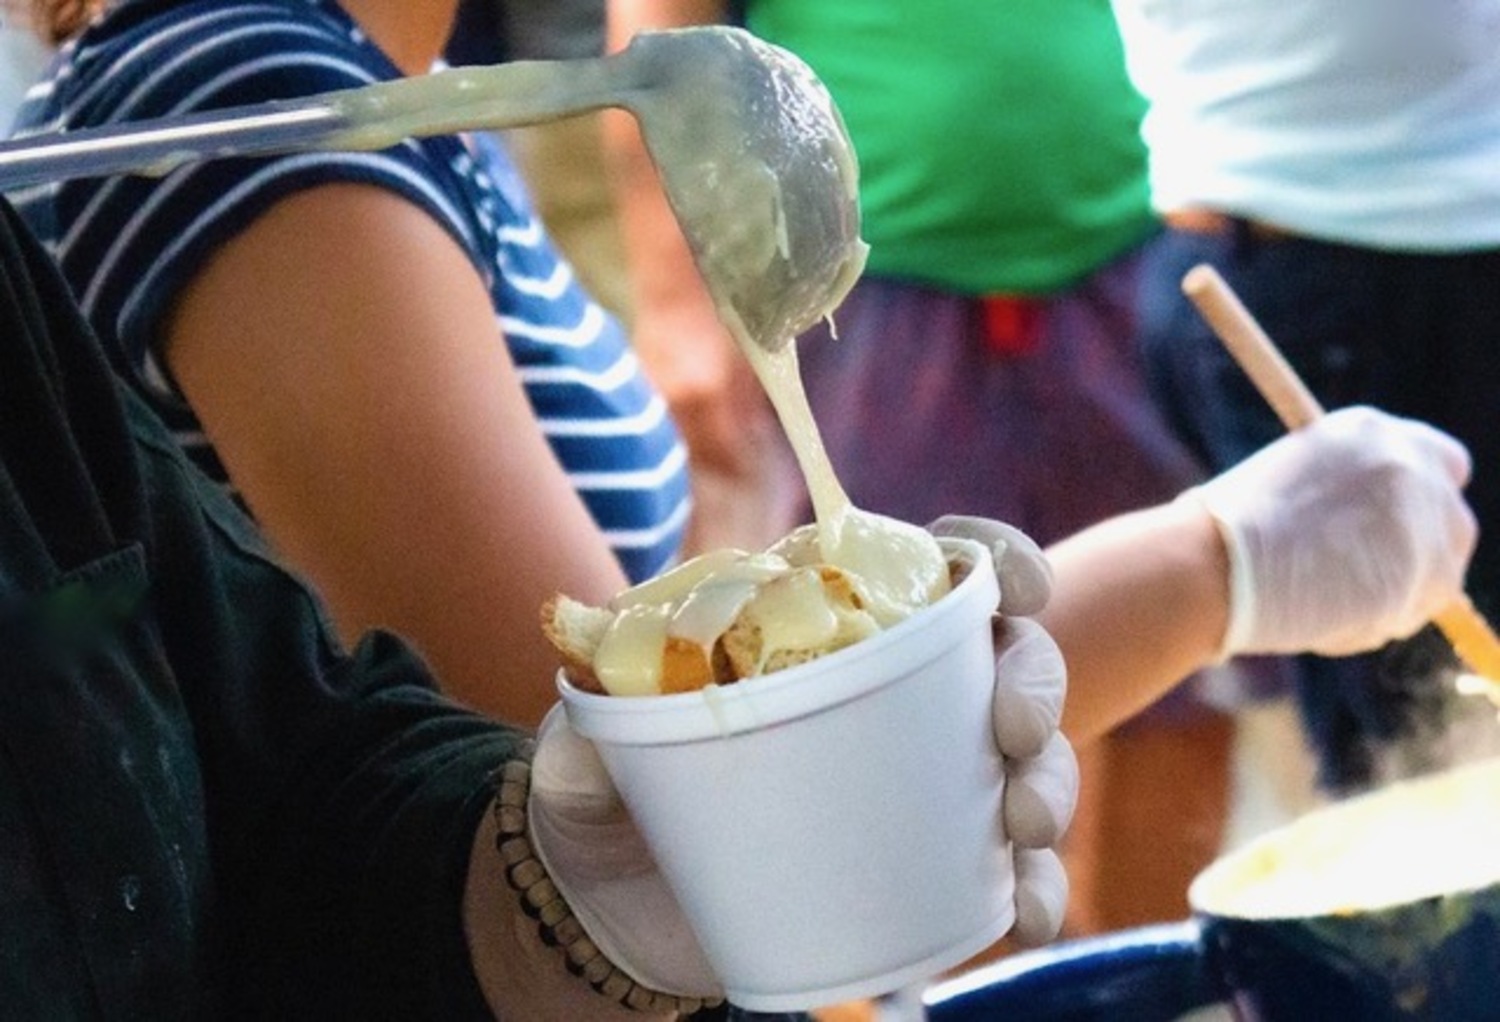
0;26;866;352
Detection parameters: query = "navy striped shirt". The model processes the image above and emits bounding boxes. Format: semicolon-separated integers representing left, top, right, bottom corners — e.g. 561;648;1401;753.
9;0;689;583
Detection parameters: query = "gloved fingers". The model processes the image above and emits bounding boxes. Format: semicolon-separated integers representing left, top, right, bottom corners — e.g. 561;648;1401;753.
1010;848;1069;948
991;616;1067;760
1388;492;1476;642
1436;499;1479;598
1352;404;1472;485
531;704;624;819
1201;404;1483;658
928;515;1053;616
1003;732;1079;849
1412;418;1472;485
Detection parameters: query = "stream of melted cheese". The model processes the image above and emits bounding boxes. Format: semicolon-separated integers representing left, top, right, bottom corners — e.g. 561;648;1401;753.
590;318;952;697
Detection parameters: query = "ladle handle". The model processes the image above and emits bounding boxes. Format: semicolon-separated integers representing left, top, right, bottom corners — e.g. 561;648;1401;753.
0;57;621;193
0;99;347;192
1182;263;1500;691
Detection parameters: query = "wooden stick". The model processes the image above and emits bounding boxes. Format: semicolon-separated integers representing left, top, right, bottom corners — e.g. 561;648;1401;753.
1181;263;1500;696
1181;265;1324;428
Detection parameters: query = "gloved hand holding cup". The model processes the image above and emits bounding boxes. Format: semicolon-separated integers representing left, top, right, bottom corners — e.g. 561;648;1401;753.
530;518;1075;1011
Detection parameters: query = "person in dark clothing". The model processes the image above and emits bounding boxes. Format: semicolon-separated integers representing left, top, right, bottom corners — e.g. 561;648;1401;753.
0;193;535;1019
0;195;1070;1019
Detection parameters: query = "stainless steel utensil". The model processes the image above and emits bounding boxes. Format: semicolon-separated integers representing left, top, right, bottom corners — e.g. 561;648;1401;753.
0;26;865;352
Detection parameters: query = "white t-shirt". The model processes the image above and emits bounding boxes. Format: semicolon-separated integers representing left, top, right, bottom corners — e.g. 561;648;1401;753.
1112;0;1500;251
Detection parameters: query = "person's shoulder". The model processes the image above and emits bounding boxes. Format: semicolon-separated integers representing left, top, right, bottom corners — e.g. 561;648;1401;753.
81;0;357;52
56;0;385;120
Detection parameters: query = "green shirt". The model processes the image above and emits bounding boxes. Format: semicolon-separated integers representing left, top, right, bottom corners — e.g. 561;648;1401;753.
748;0;1156;295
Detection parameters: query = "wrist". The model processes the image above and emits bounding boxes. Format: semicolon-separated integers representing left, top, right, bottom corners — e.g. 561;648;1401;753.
465;804;643;1021
479;743;720;1017
1171;489;1239;661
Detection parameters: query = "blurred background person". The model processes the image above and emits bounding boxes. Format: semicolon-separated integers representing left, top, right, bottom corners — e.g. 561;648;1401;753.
1110;0;1500;811
597;0;1292;948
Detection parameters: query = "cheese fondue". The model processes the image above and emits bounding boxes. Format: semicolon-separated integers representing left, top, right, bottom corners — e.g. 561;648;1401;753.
581;212;955;695
1191;757;1500;918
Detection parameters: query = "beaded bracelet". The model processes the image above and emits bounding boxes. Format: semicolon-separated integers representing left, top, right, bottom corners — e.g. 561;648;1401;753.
489;741;722;1016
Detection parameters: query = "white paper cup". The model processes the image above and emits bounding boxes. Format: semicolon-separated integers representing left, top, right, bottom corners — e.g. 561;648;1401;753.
559;537;1011;1011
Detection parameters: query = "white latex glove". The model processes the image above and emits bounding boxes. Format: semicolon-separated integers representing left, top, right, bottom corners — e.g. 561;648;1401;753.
528;515;1081;1001
929;515;1079;946
528;706;722;1001
1184;405;1476;658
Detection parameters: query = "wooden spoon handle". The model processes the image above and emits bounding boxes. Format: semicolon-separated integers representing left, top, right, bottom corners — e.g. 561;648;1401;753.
1181;264;1323;428
1181;263;1500;699
1434;598;1500;685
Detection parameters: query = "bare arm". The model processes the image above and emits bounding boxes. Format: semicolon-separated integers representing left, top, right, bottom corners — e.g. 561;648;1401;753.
605;0;799;555
1041;499;1230;748
167;183;629;727
1045;403;1478;747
